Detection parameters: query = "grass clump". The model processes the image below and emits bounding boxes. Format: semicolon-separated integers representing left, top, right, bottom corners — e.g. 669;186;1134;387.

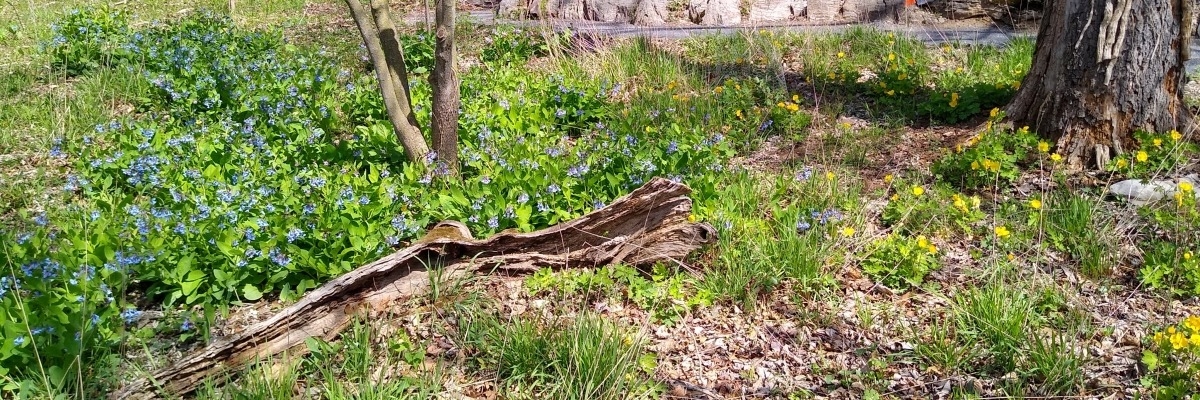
931;111;1039;190
1039;191;1117;278
459;312;654;399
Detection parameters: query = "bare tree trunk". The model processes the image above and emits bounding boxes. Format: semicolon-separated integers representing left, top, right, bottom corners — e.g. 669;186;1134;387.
430;0;461;173
370;0;420;119
346;0;430;162
1007;0;1194;169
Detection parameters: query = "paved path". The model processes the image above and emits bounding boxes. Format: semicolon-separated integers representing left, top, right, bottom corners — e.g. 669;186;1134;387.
426;10;1200;73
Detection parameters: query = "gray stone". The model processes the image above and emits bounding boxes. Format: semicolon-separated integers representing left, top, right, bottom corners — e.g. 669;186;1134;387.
805;0;841;21
587;0;641;21
1109;175;1200;206
688;0;742;25
749;0;807;22
634;0;671;24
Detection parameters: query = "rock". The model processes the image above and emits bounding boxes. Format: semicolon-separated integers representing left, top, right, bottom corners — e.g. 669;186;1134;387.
805;0;841;20
928;0;985;19
840;0;902;21
587;0;641;21
634;0;670;24
748;0;806;22
688;0;742;25
1108;175;1200;206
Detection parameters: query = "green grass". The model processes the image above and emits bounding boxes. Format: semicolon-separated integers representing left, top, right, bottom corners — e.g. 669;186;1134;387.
1042;191;1117;278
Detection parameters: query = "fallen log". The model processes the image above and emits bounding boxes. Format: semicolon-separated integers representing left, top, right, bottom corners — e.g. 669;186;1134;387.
113;177;716;399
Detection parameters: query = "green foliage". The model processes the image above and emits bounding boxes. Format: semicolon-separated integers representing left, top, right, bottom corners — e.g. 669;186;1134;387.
44;6;131;75
797;28;1030;123
1138;181;1200;295
3;8;770;382
524;264;713;325
700;170;855;307
861;233;940;290
1039;192;1116;278
1141;316;1200;398
1106;130;1198;179
931;115;1039;190
398;30;434;74
882;181;984;236
480;25;564;66
1024;332;1084;395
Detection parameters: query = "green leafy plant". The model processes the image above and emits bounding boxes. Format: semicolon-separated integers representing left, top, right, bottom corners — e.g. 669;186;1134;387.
1141;316;1200;398
881;181;984;236
1138;180;1200;295
1106;130;1198;179
861;233;940;290
44;6;131;75
931;114;1039;190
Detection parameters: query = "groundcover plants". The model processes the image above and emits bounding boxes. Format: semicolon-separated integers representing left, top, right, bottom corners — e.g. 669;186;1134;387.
4;2;1200;399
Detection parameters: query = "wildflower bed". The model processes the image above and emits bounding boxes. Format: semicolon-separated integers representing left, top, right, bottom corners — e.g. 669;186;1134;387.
1;4;1200;399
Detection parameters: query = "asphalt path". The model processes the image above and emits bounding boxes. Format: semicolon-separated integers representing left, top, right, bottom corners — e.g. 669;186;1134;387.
414;10;1200;73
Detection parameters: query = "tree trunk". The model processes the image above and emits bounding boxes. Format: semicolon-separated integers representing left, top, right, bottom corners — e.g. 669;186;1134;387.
346;0;430;162
430;0;461;174
1007;0;1194;168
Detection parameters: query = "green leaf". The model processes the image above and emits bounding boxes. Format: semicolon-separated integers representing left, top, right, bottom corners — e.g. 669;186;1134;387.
1141;350;1159;371
181;270;206;296
242;284;263;301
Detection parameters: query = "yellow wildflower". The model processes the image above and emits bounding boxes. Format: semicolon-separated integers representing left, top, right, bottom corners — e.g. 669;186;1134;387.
837;51;845;58
1037;141;1050;153
736;109;744;120
883;174;894;184
1050;153;1062;162
1029;199;1042;210
953;195;968;213
917;235;930;249
994;226;1011;239
1170;129;1182;141
1136;150;1148;163
828;72;836;80
981;159;1001;172
1155;331;1165;343
1170;326;1178;335
888;53;896;61
970;196;981;209
927;244;937;255
688;214;697;223
1185;315;1200;332
1153;138;1163;148
890;194;899;201
911;186;925;196
1171;332;1188;350
792;94;800;103
898;73;907;80
826;171;836;180
1180;181;1195;193
949;92;959;108
1191;334;1200;347
887;90;895;96
841;226;855;237
1185;251;1193;261
970;161;980;170
714;86;724;94
990;108;999;118
1006;253;1015;261
1115;159;1128;169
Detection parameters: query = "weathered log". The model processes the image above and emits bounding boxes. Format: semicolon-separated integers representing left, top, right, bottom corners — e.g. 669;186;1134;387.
112;177;716;399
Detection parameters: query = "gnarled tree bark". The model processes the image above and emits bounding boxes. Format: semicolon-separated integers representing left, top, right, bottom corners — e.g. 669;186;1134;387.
1007;0;1194;168
111;178;717;399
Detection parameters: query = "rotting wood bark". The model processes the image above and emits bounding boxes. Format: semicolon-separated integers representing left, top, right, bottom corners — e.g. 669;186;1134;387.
111;178;716;399
1007;0;1193;169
